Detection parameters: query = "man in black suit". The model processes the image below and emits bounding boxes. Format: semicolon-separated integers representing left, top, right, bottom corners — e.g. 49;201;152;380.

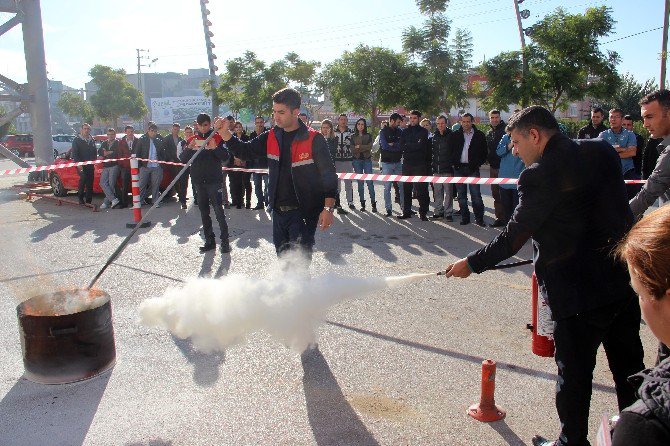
164;123;186;208
445;106;644;446
133;123;166;206
448;113;488;226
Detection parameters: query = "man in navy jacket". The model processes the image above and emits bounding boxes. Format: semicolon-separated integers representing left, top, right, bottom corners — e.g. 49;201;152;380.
216;88;338;260
445;106;645;446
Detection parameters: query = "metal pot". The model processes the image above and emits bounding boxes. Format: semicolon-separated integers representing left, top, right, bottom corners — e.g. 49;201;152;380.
16;289;116;384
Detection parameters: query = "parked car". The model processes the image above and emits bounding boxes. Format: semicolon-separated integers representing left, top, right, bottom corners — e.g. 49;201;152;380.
49;149;175;198
0;134;34;157
52;134;76;158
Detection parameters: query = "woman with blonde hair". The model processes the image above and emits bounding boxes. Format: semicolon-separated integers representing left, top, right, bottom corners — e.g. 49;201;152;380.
613;205;670;445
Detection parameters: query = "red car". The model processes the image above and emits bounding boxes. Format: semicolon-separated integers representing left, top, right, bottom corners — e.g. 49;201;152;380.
49;135;175;198
1;134;34;157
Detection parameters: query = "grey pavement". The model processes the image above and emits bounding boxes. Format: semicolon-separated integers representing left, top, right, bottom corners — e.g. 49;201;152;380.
0;160;660;446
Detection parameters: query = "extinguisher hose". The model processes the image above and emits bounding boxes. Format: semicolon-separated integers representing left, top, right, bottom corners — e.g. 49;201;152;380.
436;259;532;275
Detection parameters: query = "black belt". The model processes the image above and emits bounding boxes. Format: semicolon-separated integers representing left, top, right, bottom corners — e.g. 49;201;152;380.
277;205;299;212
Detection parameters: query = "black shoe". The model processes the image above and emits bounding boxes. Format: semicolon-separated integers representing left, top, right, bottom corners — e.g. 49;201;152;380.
531;435;558;446
429;213;444;220
181;202;187;210
397;213;412;220
489;219;506;227
410;210;417;215
475;220;486;227
454;209;461;216
420;214;428;221
386;209;392;217
199;242;216;253
220;241;231;254
348;203;355;210
460;220;470;225
445;215;453;222
194;199;198;206
252;203;264;210
360;201;366;212
337;207;348;215
371;202;377;213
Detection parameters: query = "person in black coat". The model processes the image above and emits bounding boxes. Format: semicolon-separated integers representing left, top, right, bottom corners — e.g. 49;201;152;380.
398;110;431;220
445;106;645;446
249;116;269;210
70;123;98;205
164;123;186;207
613;205;670;446
430;115;454;220
448;114;488;225
133;123;166;205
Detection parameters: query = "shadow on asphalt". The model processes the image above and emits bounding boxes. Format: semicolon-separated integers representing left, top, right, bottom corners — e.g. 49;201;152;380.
325;320;616;396
301;348;380;446
0;369;112;446
0;264;97;283
489;419;529;446
171;336;225;388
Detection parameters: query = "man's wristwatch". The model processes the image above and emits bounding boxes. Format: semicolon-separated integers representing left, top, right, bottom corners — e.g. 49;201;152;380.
323;206;335;213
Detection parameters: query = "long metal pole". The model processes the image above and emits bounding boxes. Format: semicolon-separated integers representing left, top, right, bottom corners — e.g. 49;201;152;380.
21;0;52;166
662;0;670;89
513;0;528;106
87;132;218;289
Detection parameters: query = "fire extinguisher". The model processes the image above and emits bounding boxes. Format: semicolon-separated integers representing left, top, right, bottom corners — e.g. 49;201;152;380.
527;272;555;357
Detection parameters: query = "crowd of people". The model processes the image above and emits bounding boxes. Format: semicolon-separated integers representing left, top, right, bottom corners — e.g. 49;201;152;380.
65;83;670;445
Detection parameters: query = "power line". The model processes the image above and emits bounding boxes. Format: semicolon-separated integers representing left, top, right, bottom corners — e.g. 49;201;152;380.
601;27;663;45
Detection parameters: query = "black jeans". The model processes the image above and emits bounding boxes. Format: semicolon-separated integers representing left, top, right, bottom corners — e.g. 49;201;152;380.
271;208;319;259
77;165;94;203
195;182;229;244
553;296;644;445
401;164;429;216
498;187;519;223
116;167;130;206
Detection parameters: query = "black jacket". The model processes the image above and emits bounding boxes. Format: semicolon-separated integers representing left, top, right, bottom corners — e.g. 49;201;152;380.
249;129;269;169
379;126;403;163
133;134;166;168
163;134;183;163
71;135;97;162
400;124;431;170
179;129;230;185
486;121;506;169
577;122;608;139
325;135;338;162
632;132;645;176
98;140;119;167
226;120;338;217
431;128;453;174
467;135;635;320
642;137;663;180
612;358;670;445
448;127;488;170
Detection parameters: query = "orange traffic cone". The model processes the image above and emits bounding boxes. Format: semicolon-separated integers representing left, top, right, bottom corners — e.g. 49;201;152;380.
467;359;506;422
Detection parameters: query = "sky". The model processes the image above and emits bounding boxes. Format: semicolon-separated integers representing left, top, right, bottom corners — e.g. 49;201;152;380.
0;0;666;90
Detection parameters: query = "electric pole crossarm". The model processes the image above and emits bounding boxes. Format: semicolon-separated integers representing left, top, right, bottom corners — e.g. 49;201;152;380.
0;73;26;93
0;0;18;13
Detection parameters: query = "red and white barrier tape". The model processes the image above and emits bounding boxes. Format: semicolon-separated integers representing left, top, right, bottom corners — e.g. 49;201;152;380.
1;157;647;184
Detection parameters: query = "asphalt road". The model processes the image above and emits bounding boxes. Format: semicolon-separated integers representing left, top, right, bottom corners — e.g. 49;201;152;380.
0;161;660;446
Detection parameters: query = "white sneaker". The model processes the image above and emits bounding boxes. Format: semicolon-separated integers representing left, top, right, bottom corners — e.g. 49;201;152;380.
100;202;109;209
111;198;120;208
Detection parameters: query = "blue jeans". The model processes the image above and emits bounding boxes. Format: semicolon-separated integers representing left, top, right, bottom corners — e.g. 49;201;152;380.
379;161;404;211
454;165;484;222
352;158;375;203
272;209;319;259
253;173;269;206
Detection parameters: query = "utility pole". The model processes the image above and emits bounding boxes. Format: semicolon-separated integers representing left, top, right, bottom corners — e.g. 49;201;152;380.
661;0;670;89
200;0;219;118
513;0;530;106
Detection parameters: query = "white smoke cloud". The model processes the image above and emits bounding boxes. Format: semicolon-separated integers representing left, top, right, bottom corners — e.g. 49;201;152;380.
138;255;435;353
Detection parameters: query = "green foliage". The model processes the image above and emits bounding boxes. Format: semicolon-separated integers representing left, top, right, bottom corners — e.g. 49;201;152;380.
57;91;94;124
321;45;411;124
0;105;16;137
595;73;657;120
402;1;471;114
482;6;619;112
88;65;147;127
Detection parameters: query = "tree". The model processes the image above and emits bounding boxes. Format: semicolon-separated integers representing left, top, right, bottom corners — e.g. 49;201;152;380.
401;0;471;114
596;73;657;120
57;91;94;124
320;45;410;124
0;105;16;138
88;65;147;128
482;6;620;112
284;52;322;121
